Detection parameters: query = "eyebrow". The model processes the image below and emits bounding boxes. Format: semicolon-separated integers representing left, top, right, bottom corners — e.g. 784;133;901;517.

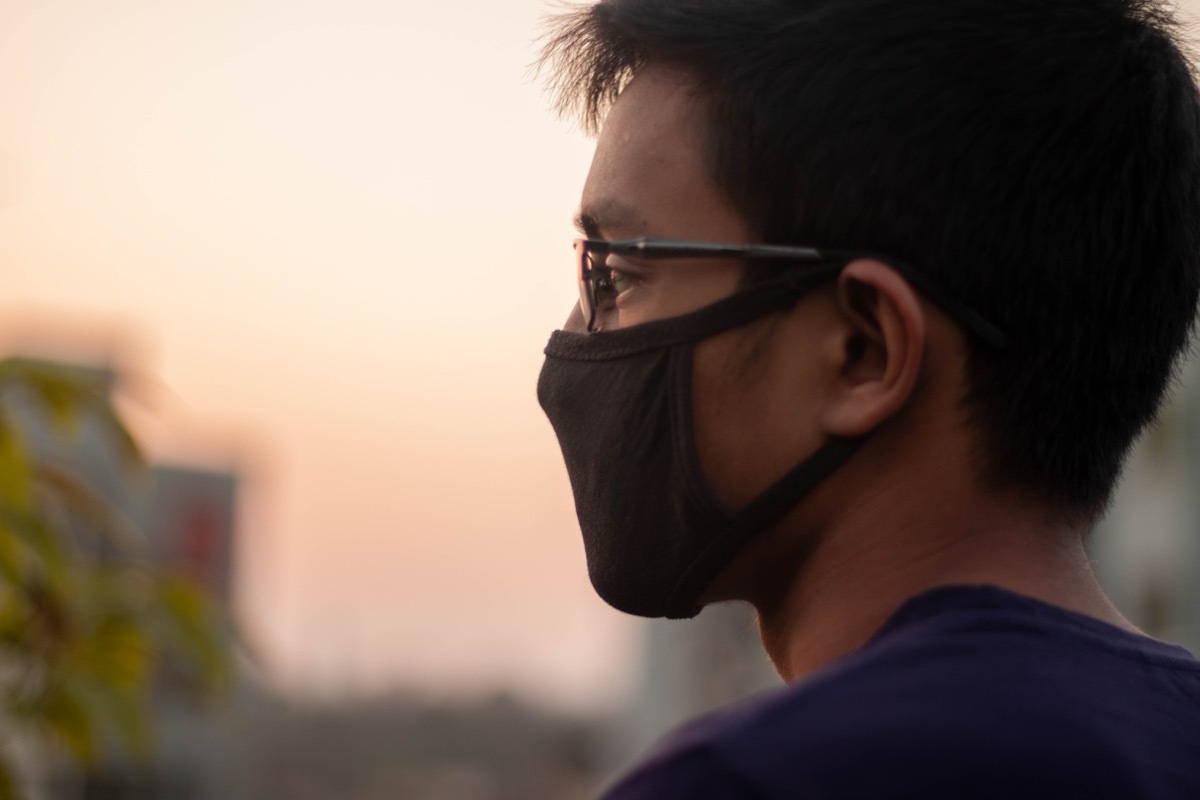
573;198;645;239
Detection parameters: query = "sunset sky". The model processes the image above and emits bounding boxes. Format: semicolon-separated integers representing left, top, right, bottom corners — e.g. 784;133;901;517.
3;0;1200;713
0;0;632;710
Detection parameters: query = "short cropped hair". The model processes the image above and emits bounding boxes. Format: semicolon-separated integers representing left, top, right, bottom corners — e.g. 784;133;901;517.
539;0;1200;520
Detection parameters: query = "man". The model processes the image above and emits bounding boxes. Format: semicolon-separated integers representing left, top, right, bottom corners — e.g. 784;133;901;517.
535;0;1200;797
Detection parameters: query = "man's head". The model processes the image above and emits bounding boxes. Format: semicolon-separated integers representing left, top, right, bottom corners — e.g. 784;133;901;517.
540;0;1200;523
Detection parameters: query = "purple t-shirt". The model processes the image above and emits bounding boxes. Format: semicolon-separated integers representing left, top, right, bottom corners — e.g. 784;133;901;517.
602;585;1200;799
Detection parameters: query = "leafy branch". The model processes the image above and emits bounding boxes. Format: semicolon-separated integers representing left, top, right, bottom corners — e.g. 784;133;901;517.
0;357;229;797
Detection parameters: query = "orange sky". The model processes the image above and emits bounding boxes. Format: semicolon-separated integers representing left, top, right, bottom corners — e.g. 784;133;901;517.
0;0;634;710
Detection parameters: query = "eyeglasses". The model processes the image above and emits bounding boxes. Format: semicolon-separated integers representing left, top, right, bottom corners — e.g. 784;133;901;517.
573;237;1006;349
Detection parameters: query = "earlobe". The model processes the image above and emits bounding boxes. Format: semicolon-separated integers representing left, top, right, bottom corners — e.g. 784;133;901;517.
820;260;926;437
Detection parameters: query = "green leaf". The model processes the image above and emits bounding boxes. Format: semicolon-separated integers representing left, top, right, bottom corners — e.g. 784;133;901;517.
0;504;67;587
70;674;151;759
0;520;22;584
0;747;23;800
37;680;97;764
0;588;31;646
0;418;33;513
152;578;230;693
78;616;153;692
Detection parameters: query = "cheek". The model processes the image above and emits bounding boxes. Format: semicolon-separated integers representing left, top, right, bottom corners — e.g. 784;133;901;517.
691;326;776;510
691;318;828;511
563;302;587;332
624;262;748;328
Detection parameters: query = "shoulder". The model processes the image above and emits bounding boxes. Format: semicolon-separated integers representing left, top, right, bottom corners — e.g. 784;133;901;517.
598;741;764;800
602;587;1200;799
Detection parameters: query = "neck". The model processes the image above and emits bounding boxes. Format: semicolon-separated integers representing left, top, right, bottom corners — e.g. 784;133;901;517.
748;477;1135;682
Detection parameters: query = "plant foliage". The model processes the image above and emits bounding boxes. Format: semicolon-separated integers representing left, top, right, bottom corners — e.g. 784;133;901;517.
0;357;229;797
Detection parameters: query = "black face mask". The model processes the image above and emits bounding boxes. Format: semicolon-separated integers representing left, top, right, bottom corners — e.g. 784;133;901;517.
537;268;861;619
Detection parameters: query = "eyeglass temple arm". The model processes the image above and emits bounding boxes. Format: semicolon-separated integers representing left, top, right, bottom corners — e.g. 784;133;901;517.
590;239;1007;349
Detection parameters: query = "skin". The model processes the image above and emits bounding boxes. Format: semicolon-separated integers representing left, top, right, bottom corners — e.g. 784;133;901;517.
568;63;1137;681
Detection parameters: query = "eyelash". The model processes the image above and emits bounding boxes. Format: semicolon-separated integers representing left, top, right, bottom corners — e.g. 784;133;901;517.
595;265;641;309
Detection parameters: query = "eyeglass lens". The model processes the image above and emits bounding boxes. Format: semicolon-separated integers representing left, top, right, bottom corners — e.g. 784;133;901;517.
576;241;615;332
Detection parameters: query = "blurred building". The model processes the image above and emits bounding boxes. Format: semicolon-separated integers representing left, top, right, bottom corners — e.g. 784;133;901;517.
56;465;250;800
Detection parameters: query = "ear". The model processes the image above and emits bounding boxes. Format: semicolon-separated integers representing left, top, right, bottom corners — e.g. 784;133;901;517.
819;259;925;437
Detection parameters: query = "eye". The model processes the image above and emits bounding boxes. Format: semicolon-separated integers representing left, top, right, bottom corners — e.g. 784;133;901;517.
593;266;639;310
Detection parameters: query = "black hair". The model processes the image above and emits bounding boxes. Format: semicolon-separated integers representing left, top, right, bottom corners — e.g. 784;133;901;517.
539;0;1200;520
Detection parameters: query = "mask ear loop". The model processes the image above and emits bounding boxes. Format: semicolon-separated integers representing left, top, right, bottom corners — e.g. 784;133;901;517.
662;436;864;619
670;339;739;524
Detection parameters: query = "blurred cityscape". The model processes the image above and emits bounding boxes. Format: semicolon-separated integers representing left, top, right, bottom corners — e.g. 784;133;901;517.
5;352;1198;800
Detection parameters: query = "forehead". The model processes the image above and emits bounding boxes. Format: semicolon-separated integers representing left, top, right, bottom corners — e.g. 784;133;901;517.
579;63;749;241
